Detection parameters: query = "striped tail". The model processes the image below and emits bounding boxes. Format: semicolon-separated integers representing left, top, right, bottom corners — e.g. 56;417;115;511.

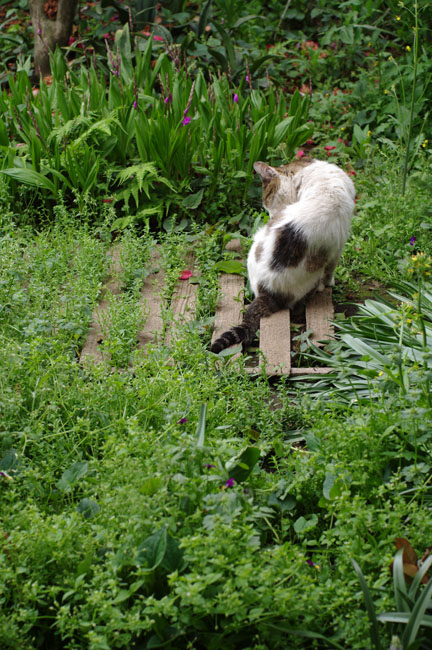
210;292;281;354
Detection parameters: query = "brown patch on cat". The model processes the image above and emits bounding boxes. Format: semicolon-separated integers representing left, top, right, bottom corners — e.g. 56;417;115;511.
262;175;280;208
270;223;307;271
306;247;328;273
277;159;314;176
255;242;264;262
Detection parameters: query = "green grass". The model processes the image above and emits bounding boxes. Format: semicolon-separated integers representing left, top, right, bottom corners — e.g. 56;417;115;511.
2;153;432;648
1;0;432;645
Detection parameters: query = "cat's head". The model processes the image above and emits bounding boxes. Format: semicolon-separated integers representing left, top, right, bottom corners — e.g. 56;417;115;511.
254;160;312;216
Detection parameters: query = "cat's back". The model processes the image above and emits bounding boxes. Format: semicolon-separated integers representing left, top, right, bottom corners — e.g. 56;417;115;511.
296;160;355;204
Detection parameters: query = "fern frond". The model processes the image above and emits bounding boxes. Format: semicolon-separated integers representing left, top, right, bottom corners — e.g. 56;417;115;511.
47;115;93;145
115;163;175;193
71;112;121;150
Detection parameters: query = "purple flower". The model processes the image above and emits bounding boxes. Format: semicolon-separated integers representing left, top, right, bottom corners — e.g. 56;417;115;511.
225;478;235;488
177;417;188;424
133;100;137;110
306;559;321;570
182;115;191;126
203;464;216;469
245;75;250;82
409;236;416;246
164;93;172;104
233;93;239;103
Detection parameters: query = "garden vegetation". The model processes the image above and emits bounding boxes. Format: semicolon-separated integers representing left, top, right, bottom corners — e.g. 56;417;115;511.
0;1;432;648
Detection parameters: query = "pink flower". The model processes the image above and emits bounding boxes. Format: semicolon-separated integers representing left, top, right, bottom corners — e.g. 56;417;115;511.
179;270;192;280
68;36;76;46
164;94;172;104
233;93;239;103
102;33;110;39
306;138;314;145
296;149;305;158
182;116;191;126
102;198;113;204
324;145;336;151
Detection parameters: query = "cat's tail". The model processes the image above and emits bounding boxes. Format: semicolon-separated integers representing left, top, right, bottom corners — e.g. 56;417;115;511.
210;292;281;354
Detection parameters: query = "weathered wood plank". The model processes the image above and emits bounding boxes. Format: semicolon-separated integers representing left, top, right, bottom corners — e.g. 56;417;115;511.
290;366;333;376
80;244;122;364
211;239;244;352
306;287;334;345
165;254;199;347
137;247;166;349
259;309;291;375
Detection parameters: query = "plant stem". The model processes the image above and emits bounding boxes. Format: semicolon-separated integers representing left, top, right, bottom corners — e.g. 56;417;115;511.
401;2;419;195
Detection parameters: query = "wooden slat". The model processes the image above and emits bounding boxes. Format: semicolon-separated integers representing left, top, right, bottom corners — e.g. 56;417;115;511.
211;239;244;353
165;254;199;347
306;287;334;345
80;244;122;364
290;367;333;376
259;309;291;375
137;247;166;349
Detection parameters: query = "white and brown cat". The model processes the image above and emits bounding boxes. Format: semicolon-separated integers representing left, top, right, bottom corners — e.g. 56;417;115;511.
210;158;355;354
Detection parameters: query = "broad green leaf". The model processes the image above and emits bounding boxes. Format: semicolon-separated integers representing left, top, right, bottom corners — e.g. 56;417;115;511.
272;116;294;148
140;476;163;496
136;527;167;571
56;461;89;492
402;575;432;646
182;188;204;210
268;492;296;513
393;547;410;613
377;612;432;628
352;559;382;650
197;0;212;38
160;535;184;573
195;403;207;449
0;167;56;193
322;473;342;501
294;514;318;534
225;446;260;483
214;260;245;275
76;498;101;519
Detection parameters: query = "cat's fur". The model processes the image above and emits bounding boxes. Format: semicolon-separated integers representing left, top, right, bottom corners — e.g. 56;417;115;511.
210;158;355;354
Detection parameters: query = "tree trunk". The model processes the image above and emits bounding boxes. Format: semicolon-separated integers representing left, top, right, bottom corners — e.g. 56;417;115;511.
29;0;78;78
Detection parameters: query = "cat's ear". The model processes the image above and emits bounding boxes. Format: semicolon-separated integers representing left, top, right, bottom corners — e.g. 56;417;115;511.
253;161;277;182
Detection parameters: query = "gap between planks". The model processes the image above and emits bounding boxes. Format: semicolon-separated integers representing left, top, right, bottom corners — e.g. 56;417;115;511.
80;245;200;364
211;239;244;360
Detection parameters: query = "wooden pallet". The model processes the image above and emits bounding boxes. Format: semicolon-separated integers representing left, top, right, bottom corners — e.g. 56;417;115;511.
80;241;334;376
210;240;333;376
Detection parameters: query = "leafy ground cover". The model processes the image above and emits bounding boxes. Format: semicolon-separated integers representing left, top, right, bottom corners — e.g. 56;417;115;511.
1;1;432;649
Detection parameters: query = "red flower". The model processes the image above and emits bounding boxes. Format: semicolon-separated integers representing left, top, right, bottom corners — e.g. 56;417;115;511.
102;198;113;203
179;270;192;280
324;145;336;151
296;149;305;158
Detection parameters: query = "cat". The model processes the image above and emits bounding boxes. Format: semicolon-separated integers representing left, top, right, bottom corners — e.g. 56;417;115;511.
210;158;355;354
